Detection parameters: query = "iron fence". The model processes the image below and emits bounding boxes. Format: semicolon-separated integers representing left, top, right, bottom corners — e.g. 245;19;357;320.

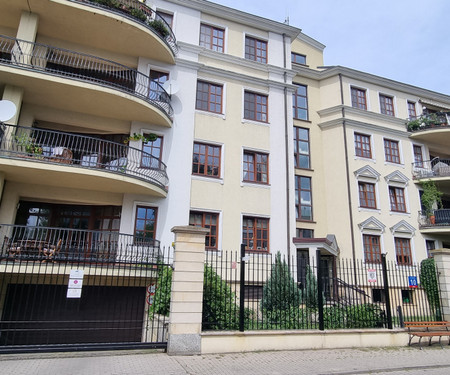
412;157;450;179
203;247;442;331
0;34;173;120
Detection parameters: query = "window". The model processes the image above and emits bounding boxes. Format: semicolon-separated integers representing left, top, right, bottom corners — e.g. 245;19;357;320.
149;70;169;100
372;288;386;303
142;135;163;168
408;101;417;119
351;87;367;110
426;240;435;257
244;91;268;122
395;237;412;265
363;234;381;263
243;151;268;183
389;187;406;212
293;84;308;120
379;94;395;116
354;133;372;158
413;145;423;168
296;228;314;238
192;142;221;178
199;23;224;52
293;127;310;169
189;211;219;249
245;36;267;63
244;285;264;300
295;176;312;221
242;216;269;251
384;139;400;164
135;206;157;239
196;81;223;114
291;52;306;65
358;182;377;209
402;290;414;304
158;11;173;27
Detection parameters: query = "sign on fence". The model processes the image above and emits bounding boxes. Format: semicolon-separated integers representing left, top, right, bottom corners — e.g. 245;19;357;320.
367;269;377;282
408;276;418;288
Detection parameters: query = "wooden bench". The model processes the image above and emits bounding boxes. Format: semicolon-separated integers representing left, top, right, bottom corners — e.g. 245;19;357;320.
404;321;450;349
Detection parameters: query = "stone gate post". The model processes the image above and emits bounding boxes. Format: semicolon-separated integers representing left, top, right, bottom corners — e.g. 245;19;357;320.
430;248;450;321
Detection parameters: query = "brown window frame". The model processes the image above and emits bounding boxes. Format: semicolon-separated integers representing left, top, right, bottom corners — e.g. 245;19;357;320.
293;126;310;169
134;206;158;240
380;94;395;116
142;135;163;169
192;142;221;178
149;70;169;100
358;182;377;209
195;80;223;114
413;145;423;168
354;133;372;158
408;101;417;119
363;234;382;264
291;52;306;65
245;36;267;63
158;11;173;27
295;176;313;221
384;139;400;164
244;91;268;122
293;84;308;120
243;150;269;184
199;23;225;52
189;211;219;250
351;87;367;110
389;186;406;213
242;216;269;252
395;237;412;266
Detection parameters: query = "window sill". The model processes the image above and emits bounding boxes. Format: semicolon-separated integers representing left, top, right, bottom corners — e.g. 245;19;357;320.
295;167;314;173
355;156;376;163
296;219;316;223
384;161;405;168
293;118;311;123
241;181;270;188
389;211;410;216
192;175;224;184
242;118;270;127
359;207;381;213
195;109;226;120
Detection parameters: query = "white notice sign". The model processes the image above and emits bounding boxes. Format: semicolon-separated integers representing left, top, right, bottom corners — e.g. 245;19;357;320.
68;279;83;289
367;269;377;283
70;269;84;279
67;288;82;298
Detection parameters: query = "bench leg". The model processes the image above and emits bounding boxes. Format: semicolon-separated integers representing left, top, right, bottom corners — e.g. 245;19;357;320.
439;336;443;349
419;337;423;350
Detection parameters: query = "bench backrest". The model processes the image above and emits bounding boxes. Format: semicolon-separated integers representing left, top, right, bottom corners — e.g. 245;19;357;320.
404;321;450;331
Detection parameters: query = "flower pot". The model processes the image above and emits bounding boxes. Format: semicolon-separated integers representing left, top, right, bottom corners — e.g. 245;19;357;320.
429;215;436;225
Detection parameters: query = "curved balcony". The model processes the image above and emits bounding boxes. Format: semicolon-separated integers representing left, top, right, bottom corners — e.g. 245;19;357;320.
418;210;450;234
0;35;173;127
407;112;450;150
412;158;450;183
0;124;169;196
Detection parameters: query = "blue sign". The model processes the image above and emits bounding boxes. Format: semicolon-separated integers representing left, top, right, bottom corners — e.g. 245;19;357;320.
408;276;418;288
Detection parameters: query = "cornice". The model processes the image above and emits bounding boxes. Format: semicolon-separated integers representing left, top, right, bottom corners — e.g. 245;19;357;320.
296;32;326;51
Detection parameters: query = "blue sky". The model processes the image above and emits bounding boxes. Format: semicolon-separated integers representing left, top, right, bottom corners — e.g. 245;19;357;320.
211;0;450;95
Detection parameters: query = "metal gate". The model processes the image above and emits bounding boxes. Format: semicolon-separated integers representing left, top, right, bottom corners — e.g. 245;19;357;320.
0;225;172;353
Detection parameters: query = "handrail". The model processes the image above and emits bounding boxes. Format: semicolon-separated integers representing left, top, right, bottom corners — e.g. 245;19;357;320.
412;158;450;179
406;112;450;132
70;0;178;54
0;34;173;120
418;209;450;228
0;124;169;192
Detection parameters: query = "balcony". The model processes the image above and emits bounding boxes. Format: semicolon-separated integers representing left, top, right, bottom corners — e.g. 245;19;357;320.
0;224;161;265
0;35;173;127
412;158;450;181
0;124;169;196
418;209;450;233
407;112;450;150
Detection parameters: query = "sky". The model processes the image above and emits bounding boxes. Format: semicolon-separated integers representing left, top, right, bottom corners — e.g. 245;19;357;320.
211;0;450;96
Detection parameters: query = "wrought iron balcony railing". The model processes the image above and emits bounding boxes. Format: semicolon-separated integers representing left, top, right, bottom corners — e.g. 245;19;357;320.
406;112;450;132
418;209;450;228
0;224;161;264
0;35;173;120
0;124;169;192
70;0;178;54
412;157;450;180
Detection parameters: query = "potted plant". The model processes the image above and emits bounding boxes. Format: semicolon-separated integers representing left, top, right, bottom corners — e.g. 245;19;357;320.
147;19;169;38
420;180;443;224
15;133;43;158
123;132;158;144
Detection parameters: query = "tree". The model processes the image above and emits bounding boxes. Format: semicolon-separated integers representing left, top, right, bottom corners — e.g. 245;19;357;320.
302;265;319;309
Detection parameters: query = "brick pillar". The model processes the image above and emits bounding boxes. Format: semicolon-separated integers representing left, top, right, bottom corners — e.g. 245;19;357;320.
430;248;450;321
167;226;208;355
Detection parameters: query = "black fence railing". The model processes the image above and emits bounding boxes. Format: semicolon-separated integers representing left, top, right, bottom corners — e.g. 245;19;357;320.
203;248;442;331
418;209;450;228
0;34;173;120
412;157;450;179
0;124;169;191
407;112;450;132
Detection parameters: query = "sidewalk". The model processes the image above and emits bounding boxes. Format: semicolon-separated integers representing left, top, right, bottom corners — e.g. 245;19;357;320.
1;346;450;375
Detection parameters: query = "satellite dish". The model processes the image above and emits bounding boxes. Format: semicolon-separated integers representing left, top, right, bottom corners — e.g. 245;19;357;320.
0;100;17;122
163;80;180;95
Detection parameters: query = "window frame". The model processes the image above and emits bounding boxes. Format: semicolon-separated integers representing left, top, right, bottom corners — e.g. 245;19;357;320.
351;87;367;110
413;145;424;168
134;205;158;240
379;94;395;116
192;142;221;178
395;237;412;266
363;234;382;264
293;84;308;121
245;35;268;63
199;23;225;52
384;138;401;164
195;80;223;114
295;175;313;221
389;186;406;213
358;181;377;209
293;126;310;169
243;150;269;184
242;216;269;252
244;90;268;123
291;52;306;65
354;132;372;159
189;211;219;250
407;101;417;119
142;135;163;169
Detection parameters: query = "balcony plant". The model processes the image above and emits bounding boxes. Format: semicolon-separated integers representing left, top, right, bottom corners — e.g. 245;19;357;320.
148;19;170;38
123;132;158;144
420;180;443;224
15;133;43;158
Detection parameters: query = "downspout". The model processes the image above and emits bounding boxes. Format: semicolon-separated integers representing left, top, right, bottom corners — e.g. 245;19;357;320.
338;74;358;284
283;33;291;264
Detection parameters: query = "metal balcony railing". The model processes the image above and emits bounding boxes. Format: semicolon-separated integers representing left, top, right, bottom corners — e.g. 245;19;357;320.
70;0;178;54
0;35;173;120
0;124;169;192
418;210;450;228
412;157;450;180
0;224;161;264
406;112;450;132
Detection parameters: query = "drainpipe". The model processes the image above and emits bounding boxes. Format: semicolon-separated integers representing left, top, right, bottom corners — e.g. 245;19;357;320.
338;73;358;285
283;34;291;264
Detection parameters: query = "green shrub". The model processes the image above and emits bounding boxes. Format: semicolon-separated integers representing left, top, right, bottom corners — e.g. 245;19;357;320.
301;265;320;309
150;264;172;316
420;257;442;320
148;19;170;38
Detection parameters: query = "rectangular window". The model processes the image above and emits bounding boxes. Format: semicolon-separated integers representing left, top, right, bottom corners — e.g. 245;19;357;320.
244;91;268;122
242;216;269;251
354;133;372;158
293;84;308;120
295;176;312;221
244;285;264;300
158;11;173;27
189;211;219;249
402;289;414;304
372;288;386;303
426;240;435;257
408;101;417;119
142;135;163;168
395;237;412;265
351;87;367;110
363;234;381;263
380;94;395;116
149;70;169;100
389;187;406;212
296;228;314;238
200;23;225;52
243;151;268;183
413;145;423;167
135;206;157;239
245;36;267;63
192;142;221;177
196;81;223;113
293;127;310;169
384;139;400;164
358;182;377;209
291;52;306;65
